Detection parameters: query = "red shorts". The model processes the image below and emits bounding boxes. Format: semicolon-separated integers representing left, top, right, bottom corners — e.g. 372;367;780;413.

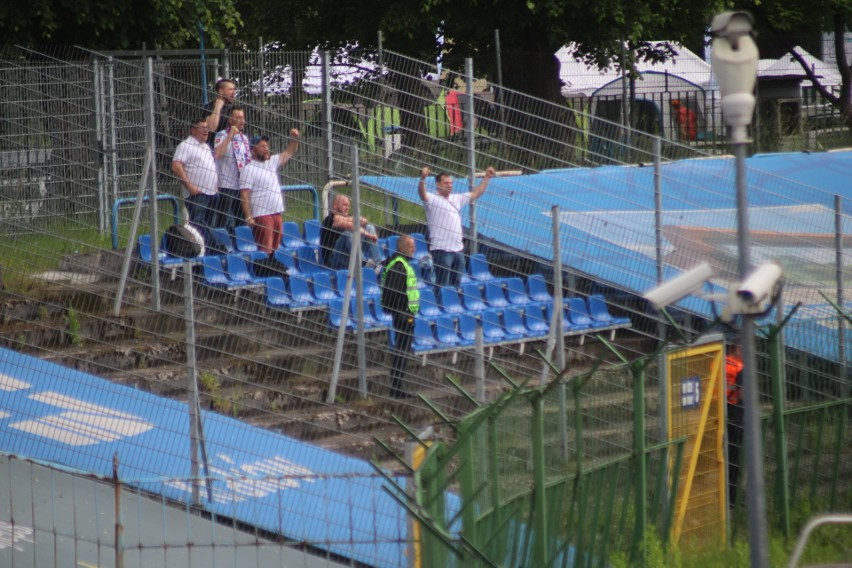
252;213;283;254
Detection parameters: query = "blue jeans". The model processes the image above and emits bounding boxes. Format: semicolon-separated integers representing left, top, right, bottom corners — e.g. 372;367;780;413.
185;194;219;233
432;250;465;288
216;188;242;234
330;227;382;269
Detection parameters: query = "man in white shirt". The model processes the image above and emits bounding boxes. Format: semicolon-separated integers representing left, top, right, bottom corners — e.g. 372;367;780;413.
214;106;251;235
239;130;300;254
418;165;496;287
171;117;219;235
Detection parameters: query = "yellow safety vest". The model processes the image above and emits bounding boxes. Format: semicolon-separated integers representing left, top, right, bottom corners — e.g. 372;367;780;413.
383;256;420;314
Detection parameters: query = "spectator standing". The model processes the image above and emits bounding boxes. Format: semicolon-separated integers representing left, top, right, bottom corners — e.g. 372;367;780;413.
320;194;382;269
418;165;496;287
381;235;420;398
671;99;697;142
725;343;744;508
239;130;300;254
214;106;251;234
171;117;219;236
204;78;237;146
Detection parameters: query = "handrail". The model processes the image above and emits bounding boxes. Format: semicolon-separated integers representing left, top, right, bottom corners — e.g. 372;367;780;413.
110;194;181;249
281;184;320;221
786;513;852;568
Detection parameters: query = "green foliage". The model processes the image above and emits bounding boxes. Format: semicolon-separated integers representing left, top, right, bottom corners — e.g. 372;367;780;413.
65;307;81;346
1;0;242;49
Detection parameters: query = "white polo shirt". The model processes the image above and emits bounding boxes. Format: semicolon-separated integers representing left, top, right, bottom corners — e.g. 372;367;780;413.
423;192;471;253
173;136;218;197
240;154;285;217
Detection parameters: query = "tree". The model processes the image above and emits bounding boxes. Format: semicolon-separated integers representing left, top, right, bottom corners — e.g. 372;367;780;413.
0;0;242;50
236;0;727;103
746;1;852;125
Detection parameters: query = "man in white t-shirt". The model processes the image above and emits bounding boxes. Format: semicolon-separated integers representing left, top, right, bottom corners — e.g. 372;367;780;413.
239;130;300;254
171;117;219;235
214;106;251;234
418;165;496;287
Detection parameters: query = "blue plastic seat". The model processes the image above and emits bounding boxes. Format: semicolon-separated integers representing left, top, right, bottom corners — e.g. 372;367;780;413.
288;274;317;307
524;304;550;337
311;271;338;305
481;309;507;343
568;297;595;328
226;254;276;285
460;283;487;312
272;248;300;275
506;277;533;307
361;266;382;298
502;307;527;341
588;294;631;325
527;274;553;305
545;301;586;332
265;277;293;309
303;219;322;246
371;298;394;327
233;225;268;262
457;313;478;346
484;281;509;309
296;244;327;275
418;287;442;318
209;227;236;254
282;221;304;249
348;296;380;329
434;316;461;347
201;256;247;289
328;298;355;330
412;318;438;352
468;253;494;281
137;234;156;263
334;269;351;298
438;286;465;314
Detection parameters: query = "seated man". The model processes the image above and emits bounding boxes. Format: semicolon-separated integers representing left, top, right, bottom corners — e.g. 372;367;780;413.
320;194;382;269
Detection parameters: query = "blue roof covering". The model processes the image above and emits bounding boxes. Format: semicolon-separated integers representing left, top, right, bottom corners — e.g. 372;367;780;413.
0;347;409;567
362;150;852;361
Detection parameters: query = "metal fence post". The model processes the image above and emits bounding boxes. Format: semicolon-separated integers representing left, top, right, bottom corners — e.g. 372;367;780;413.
465;58;478;256
836;195;848;399
144;56;161;312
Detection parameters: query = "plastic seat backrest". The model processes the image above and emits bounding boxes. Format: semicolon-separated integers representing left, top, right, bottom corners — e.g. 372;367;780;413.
468;253;493;281
303;219;321;246
386;235;400;256
361;266;382;297
410;232;429;261
225;254;252;282
434;316;460;346
506;277;532;306
296;244;324;274
484;281;509;308
282;221;304;249
481;309;506;341
525;304;550;333
503;307;527;339
461;283;487;312
527;274;553;304
439;286;464;314
458;313;478;342
273;249;299;274
328;298;354;329
138;234;153;262
288;274;315;304
412;318;438;349
418;287;442;318
234;225;259;253
350;296;379;328
588;294;630;324
371;298;393;326
210;227;236;254
202;256;230;286
311;271;337;303
265;277;291;308
568;297;594;327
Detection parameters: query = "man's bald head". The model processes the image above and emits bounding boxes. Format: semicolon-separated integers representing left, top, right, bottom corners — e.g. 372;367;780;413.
397;235;415;257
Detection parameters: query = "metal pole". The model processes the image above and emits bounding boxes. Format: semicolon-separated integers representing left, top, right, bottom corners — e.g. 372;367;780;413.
734;140;770;568
321;51;334;183
465;58;478;256
351;154;367;397
653;137;668;442
550;206;569;460
145;57;161;311
494;30;507;158
475;324;485;402
836;195;849;399
184;260;201;506
113;454;124;568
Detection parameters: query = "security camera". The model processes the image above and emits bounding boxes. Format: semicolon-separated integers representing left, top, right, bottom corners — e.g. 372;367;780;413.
736;261;783;307
642;262;715;310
